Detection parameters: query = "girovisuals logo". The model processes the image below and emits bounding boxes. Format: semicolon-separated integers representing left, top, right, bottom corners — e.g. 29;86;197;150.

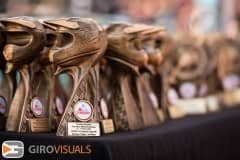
2;141;24;159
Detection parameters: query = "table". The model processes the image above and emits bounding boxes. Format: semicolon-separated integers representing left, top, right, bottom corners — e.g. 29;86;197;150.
1;107;240;160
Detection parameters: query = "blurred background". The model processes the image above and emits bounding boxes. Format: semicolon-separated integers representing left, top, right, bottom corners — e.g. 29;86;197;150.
0;0;239;36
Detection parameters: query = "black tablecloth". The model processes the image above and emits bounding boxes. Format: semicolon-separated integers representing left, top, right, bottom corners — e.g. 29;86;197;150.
1;107;240;160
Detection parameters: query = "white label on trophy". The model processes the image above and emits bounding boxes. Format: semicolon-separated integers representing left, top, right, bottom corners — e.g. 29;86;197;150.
31;97;43;117
100;98;109;119
198;83;208;97
0;96;6;114
177;98;207;114
0;96;7;114
167;88;179;105
222;74;240;91
67;122;100;136
179;82;197;99
149;92;159;109
56;96;64;115
73;100;93;121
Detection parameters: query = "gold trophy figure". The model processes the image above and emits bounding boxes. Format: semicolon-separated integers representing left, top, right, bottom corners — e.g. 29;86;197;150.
1;17;50;132
162;35;210;118
215;38;240;107
0;22;15;130
106;23;158;130
43;18;107;136
137;26;167;123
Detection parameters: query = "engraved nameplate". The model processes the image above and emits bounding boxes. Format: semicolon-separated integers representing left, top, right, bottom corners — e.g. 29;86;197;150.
29;118;50;132
67;122;100;136
101;119;115;134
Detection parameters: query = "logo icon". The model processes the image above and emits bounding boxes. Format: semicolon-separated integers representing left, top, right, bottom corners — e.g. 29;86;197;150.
2;140;24;159
31;97;43;117
56;96;64;115
179;82;196;98
0;96;6;114
73;100;93;121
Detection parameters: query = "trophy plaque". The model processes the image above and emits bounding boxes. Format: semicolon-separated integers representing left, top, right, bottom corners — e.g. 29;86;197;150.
1;17;51;132
100;98;115;134
43;18;107;136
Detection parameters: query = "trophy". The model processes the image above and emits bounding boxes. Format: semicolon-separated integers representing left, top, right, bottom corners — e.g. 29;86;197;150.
40;22;69;131
162;35;210;118
43;18;107;136
1;17;51;132
106;23;162;130
0;23;15;130
200;34;224;112
137;26;167;122
215;38;240;107
99;58;115;134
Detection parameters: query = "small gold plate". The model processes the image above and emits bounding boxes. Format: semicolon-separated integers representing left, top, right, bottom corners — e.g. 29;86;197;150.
168;106;185;119
28;118;50;132
101;119;115;134
156;109;165;122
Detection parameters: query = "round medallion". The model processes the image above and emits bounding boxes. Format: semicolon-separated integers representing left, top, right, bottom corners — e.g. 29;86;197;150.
0;96;6;114
31;97;43;117
167;88;179;105
73;100;93;121
222;74;240;91
56;96;64;115
100;98;109;119
149;92;159;109
179;82;196;98
198;83;208;97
